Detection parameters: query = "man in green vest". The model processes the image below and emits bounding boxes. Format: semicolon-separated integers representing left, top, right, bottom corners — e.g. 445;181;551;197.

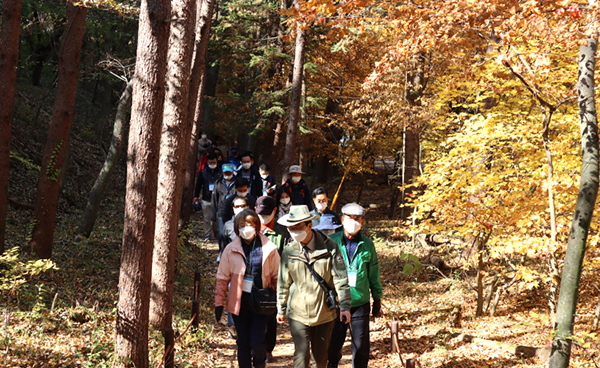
327;203;383;368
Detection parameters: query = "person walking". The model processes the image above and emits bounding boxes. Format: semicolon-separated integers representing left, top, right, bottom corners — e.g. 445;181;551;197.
255;196;288;362
327;203;383;368
193;153;221;241
276;205;351;368
236;152;263;198
311;187;341;227
282;165;314;211
215;209;280;368
275;186;294;220
211;163;236;244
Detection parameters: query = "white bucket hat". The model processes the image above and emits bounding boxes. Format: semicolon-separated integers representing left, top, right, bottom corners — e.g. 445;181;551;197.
277;205;318;226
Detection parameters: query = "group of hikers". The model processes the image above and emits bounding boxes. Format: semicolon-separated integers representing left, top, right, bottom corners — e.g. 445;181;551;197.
192;135;383;368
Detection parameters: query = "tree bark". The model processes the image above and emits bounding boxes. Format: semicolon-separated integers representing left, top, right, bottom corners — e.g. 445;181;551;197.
149;0;196;332
0;0;23;254
550;32;600;368
77;80;132;237
179;0;216;228
29;1;87;259
282;0;306;181
114;0;170;365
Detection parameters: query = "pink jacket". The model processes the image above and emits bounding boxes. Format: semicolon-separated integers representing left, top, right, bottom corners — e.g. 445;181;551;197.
215;232;280;315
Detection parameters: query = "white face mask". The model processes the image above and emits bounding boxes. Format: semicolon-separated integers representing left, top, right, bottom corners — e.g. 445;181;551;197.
260;173;269;180
289;228;309;243
208;164;217;170
233;207;245;216
316;202;327;212
223;174;233;180
237;190;248;198
280;197;291;205
239;226;256;240
291;176;301;183
343;218;362;235
201;135;207;139
259;213;274;224
242;162;252;170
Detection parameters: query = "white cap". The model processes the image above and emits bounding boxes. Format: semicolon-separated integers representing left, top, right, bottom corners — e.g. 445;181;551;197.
288;165;305;174
341;203;365;216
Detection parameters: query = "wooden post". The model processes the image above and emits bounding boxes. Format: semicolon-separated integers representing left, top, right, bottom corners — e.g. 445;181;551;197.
406;358;415;368
391;321;399;352
191;300;199;329
164;328;174;368
194;270;200;300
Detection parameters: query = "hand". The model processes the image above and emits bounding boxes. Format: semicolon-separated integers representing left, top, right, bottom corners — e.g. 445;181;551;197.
372;299;381;317
276;314;286;324
340;310;351;324
215;306;223;322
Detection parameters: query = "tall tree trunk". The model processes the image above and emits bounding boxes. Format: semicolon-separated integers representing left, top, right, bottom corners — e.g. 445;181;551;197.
114;0;170;365
149;0;196;332
389;58;425;219
282;0;306;181
0;0;23;254
179;0;216;228
29;2;87;259
549;32;600;368
77;80;133;237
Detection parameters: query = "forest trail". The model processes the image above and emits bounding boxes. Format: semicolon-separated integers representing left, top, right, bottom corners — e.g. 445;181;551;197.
202;238;354;368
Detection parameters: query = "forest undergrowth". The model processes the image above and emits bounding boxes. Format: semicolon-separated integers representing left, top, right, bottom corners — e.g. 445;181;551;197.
2;178;600;367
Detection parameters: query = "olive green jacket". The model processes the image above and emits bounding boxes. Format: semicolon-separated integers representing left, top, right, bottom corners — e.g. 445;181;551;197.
277;230;351;326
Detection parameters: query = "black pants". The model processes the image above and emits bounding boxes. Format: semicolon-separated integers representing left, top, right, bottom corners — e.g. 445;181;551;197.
327;302;370;368
265;312;277;352
232;306;269;368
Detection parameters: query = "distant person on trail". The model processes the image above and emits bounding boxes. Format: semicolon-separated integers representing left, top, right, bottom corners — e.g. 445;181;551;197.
311;187;341;228
228;146;241;169
197;146;214;173
219;196;248;259
193;153;221;241
276;205;351;368
215;209;280;368
214;148;224;167
211;163;236;242
198;132;212;158
255;196;288;362
259;164;276;197
221;177;257;224
235;152;263;198
282;165;314;211
327;203;383;368
275;185;294;220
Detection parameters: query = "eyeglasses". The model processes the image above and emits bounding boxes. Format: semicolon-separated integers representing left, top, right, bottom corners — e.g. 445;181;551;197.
233;205;248;209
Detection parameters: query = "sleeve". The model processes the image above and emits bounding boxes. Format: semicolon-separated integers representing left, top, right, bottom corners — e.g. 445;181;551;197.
194;171;204;198
368;241;384;300
210;186;219;222
215;251;232;307
221;196;233;222
276;249;292;315
329;240;351;311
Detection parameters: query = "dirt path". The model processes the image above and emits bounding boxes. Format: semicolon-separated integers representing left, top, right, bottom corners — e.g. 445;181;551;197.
203;238;354;368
